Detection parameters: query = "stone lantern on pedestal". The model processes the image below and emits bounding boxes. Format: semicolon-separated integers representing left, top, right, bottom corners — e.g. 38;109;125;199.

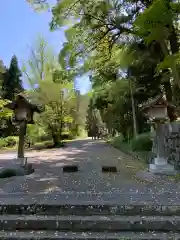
5;94;43;166
140;94;175;174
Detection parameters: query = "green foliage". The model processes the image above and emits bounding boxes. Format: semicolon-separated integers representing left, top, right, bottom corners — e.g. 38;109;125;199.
110;135;125;149
22;36;58;88
157;53;180;73
21;37;88;146
2;0;180;150
0;139;7;148
0;136;18;149
0;36;88;147
32;80;80;145
61;132;74;140
134;0;173;43
134;0;180;87
0;99;12;118
110;133;152;164
51;0;170;140
26;124;45;146
5;136;18;147
130;133;152;152
0;60;21;138
2;55;23;101
51;0;180;120
27;0;49;11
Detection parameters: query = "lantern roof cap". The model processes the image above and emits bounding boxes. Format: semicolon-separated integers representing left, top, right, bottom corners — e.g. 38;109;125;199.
4;93;44;113
139;94;174;111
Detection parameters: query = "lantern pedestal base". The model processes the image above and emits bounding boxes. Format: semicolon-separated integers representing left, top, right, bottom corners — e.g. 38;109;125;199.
149;157;176;175
16;157;27;167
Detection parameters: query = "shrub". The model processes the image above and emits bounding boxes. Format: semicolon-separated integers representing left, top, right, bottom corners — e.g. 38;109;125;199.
0;138;7;148
130;132;152;152
40;135;52;142
0;136;18;149
111;135;124;148
61;133;74;140
0;168;17;178
110;134;131;152
5;136;18;147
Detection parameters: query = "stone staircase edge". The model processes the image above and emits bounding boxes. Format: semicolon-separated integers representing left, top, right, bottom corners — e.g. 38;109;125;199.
0;231;177;239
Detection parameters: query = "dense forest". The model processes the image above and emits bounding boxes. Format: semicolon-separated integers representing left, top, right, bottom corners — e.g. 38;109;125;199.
50;0;180;145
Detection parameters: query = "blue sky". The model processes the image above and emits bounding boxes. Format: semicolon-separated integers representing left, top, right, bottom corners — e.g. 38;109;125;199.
0;0;90;94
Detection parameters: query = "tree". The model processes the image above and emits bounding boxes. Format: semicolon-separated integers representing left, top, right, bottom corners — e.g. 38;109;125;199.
51;0;179;99
0;99;13;137
27;0;49;11
2;55;23;101
34;80;76;145
0;60;5;75
134;0;180;88
0;60;7;97
49;0;180;141
22;35;73;89
86;98;103;138
22;35;87;144
22;36;57;89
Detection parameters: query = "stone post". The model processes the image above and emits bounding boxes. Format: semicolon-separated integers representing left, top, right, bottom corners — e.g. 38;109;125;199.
17;121;27;166
149;123;176;174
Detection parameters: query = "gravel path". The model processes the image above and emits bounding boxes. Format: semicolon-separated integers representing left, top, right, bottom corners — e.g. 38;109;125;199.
0;138;179;204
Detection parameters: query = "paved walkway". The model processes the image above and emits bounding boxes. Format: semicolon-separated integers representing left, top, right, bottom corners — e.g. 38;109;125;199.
0;138;179;204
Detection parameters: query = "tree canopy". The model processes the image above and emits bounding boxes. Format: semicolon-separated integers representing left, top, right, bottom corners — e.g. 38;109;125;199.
0;0;179;149
50;0;180;138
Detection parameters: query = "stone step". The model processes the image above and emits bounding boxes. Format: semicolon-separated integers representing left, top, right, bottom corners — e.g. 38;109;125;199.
0;190;180;206
0;215;180;232
0;203;179;216
0;231;178;240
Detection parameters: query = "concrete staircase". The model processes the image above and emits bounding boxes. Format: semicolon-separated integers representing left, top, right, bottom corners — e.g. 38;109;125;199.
0;192;180;239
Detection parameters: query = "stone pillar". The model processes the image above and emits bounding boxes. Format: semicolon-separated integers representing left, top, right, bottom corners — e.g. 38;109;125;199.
17;121;27;166
149;123;176;175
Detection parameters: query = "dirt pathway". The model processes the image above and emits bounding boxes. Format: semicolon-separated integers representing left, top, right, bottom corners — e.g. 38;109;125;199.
0;139;146;194
0;138;179;200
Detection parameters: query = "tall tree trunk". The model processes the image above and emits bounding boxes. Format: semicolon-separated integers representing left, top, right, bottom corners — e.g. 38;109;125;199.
163;0;180;88
163;79;177;121
169;26;179;54
59;119;63;141
160;40;180;89
169;24;180;113
52;132;59;146
49;124;59;146
129;77;138;138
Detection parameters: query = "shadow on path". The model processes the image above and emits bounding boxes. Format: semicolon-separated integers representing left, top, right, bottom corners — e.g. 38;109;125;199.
0;139;178;200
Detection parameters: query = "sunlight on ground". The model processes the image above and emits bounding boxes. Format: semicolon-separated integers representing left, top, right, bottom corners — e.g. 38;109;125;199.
0;139;150;194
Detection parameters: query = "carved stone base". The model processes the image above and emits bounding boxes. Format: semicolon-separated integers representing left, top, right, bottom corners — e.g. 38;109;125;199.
149;162;176;175
149;155;177;175
154;156;167;166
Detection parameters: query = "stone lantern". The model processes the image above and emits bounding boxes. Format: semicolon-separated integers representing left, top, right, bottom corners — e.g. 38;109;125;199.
141;95;169;123
5;94;43;166
140;94;175;174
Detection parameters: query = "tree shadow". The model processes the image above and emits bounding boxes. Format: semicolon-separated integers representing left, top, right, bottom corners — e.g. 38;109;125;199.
0;139;173;196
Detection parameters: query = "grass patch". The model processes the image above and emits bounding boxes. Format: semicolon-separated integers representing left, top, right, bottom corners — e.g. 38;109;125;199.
168;174;180;182
131;132;152;152
107;135;148;184
31;140;68;150
109;133;151;165
0;136;19;151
